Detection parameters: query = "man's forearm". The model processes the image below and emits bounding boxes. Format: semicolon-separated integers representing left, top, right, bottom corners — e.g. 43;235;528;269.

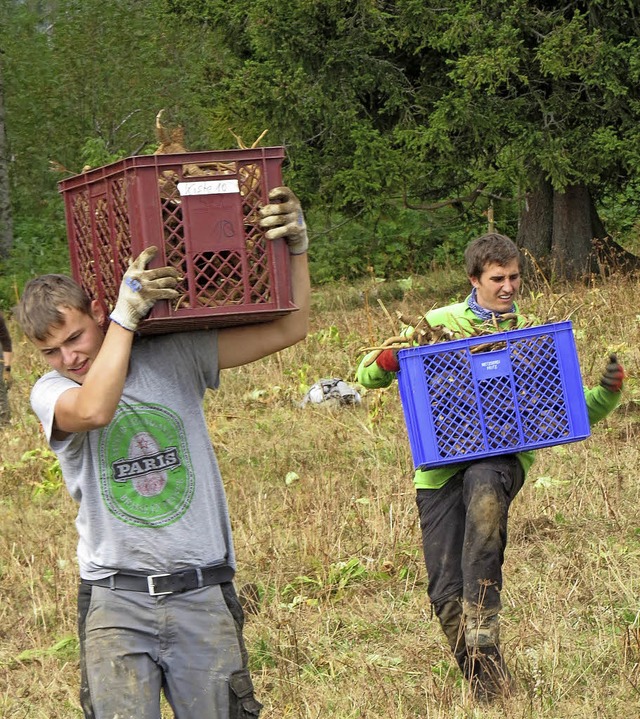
217;252;310;370
54;322;134;432
284;252;311;341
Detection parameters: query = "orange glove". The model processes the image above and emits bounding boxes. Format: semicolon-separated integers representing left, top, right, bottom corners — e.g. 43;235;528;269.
376;348;400;373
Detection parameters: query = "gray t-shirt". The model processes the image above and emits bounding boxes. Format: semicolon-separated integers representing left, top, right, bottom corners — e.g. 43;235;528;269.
31;330;236;580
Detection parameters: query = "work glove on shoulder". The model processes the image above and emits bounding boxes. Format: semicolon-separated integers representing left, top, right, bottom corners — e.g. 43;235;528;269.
259;186;309;255
376;348;400;373
600;353;625;393
110;246;180;332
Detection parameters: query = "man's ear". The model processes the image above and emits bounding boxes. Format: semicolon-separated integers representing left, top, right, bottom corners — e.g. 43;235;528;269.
469;275;480;289
90;299;105;326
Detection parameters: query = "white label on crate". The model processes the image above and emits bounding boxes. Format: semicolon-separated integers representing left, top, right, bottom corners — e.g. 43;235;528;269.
481;359;501;371
177;179;240;196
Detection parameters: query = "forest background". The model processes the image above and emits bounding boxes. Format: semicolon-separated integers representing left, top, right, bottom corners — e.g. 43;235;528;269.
2;0;640;296
0;1;640;718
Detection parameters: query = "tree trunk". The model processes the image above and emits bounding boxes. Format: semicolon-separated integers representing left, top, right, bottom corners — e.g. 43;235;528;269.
551;184;594;279
517;177;640;281
0;50;13;260
516;173;553;278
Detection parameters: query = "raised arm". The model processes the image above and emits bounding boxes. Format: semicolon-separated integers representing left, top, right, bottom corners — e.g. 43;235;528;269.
51;247;179;435
51;321;136;435
218;187;311;369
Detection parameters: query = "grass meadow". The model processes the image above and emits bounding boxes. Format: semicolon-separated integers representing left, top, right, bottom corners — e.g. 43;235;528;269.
1;266;639;718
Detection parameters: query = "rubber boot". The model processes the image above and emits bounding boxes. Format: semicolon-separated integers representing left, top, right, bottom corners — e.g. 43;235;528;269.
465;612;513;703
433;598;469;677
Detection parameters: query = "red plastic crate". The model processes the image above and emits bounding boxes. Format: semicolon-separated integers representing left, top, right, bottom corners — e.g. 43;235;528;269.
58;147;296;335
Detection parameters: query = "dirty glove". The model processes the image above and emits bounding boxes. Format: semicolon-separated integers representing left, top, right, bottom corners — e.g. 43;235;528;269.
600;353;625;393
259;186;308;255
2;366;11;389
376;348;400;373
110;246;180;331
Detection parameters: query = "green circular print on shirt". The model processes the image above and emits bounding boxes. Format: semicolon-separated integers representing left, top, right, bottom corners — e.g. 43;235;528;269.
99;403;195;527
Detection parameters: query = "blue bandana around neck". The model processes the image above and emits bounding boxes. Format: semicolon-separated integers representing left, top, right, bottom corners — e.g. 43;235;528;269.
467;287;516;322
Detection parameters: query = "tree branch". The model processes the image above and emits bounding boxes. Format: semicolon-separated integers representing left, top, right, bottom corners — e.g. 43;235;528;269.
403;182;487;211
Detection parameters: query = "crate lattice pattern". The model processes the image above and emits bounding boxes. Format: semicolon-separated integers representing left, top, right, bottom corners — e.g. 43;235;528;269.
423;332;571;461
72;160;272;314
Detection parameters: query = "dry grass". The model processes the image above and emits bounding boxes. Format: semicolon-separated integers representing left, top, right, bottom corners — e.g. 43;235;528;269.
1;269;639;717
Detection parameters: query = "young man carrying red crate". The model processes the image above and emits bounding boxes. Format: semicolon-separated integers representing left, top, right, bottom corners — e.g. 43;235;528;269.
356;232;624;703
15;187;310;719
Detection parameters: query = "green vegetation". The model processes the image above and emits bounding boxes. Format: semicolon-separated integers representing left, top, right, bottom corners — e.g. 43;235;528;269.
1;4;640;709
3;1;640;288
0;207;70;307
1;272;639;717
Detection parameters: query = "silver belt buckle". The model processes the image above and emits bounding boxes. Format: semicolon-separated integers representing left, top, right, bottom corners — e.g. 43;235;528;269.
147;573;172;596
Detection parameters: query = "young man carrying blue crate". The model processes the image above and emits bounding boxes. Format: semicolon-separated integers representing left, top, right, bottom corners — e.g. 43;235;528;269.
356;232;624;703
14;187;310;719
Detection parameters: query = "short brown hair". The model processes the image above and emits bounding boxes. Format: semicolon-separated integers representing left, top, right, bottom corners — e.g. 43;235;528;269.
14;274;92;341
464;233;520;279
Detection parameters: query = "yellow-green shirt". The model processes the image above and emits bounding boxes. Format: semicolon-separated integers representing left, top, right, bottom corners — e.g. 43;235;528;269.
356;298;621;489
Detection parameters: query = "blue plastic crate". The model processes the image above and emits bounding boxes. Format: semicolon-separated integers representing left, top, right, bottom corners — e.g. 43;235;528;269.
396;321;590;470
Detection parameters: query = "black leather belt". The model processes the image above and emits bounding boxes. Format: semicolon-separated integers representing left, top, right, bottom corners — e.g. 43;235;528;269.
82;564;235;596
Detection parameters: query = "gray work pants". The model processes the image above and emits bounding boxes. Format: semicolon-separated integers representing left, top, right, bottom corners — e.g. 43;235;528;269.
78;582;261;718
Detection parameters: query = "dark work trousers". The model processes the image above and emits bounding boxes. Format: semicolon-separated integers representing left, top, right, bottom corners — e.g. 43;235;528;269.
0;363;10;425
77;580;259;718
416;455;525;616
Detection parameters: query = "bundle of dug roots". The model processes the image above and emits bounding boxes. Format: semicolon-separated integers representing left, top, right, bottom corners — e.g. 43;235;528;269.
359;309;535;367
